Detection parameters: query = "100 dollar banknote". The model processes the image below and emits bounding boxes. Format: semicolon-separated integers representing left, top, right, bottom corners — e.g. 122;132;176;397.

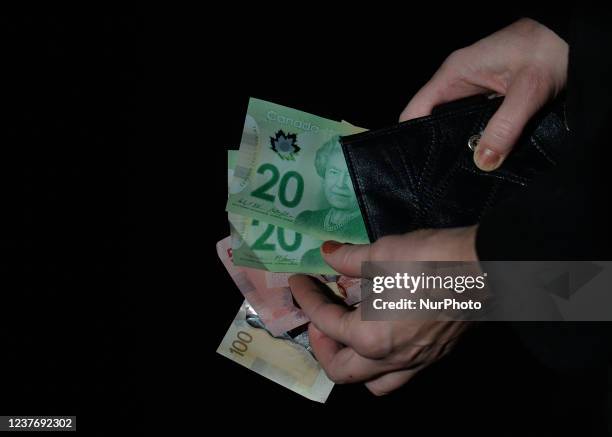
228;150;335;274
217;300;334;403
227;98;369;244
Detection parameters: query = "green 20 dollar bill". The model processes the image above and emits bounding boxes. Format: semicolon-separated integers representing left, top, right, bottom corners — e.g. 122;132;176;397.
228;150;335;274
227;98;369;245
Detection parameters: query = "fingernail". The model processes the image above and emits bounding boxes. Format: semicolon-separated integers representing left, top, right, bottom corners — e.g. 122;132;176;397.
321;240;343;254
474;146;504;172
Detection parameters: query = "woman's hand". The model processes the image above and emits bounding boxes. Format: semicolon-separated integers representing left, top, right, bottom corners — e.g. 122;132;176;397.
289;226;477;395
400;18;568;171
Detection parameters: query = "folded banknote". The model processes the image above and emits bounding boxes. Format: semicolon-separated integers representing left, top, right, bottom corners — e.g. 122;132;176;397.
217;300;334;403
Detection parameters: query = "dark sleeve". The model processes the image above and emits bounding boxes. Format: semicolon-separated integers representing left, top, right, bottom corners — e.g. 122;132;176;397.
476;8;612;262
475;9;612;372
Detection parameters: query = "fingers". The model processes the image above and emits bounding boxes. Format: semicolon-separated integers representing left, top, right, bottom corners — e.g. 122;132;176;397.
309;323;396;384
320;241;372;277
290;274;393;357
321;234;411;277
364;368;422;396
289;274;355;345
307;323;343;365
399;76;446;122
400;76;487;122
399;52;489;122
291;277;460;390
475;67;550;171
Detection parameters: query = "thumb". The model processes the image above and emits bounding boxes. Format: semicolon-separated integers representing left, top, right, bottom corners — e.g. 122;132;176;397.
320;241;372;277
475;69;550;172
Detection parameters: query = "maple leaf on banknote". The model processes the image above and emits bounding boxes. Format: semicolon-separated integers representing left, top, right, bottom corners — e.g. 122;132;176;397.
270;130;300;161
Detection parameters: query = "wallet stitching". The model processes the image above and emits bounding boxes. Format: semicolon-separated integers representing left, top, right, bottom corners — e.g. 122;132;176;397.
459;163;529;185
422;122;447;218
394;138;417;194
343;102;557;167
417;123;436;223
531;132;557;165
392;140;425;222
478;180;502;220
387;142;412;193
341;97;562;240
426;114;486;212
429;154;463;214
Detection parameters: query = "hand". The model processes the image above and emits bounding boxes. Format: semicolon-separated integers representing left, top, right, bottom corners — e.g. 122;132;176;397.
400;18;568;171
289;226;477;395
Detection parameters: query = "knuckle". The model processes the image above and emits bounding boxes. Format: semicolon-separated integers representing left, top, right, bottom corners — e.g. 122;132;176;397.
441;48;475;79
515;17;540;30
443;48;467;67
396;345;426;367
325;367;348;384
368;236;396;261
324;366;340;383
355;326;393;359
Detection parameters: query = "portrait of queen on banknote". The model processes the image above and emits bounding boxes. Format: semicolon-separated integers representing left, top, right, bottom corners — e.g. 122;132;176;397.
296;136;365;270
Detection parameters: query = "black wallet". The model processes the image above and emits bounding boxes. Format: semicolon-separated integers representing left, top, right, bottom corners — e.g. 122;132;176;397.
340;95;568;242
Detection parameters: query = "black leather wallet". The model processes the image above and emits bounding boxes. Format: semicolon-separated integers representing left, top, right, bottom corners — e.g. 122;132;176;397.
340;95;568;242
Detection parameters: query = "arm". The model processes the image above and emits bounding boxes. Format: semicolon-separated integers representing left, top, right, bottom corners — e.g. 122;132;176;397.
400;13;612;372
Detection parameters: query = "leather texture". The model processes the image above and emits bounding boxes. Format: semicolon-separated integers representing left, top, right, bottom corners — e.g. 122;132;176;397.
340;95;568;243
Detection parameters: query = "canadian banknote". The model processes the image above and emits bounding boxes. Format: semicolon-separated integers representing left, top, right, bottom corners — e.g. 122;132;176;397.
217;236;362;334
263;271;362;306
264;271;336;288
228;150;335;274
227;98;369;247
217;300;334;403
216;236;309;336
218;103;367;402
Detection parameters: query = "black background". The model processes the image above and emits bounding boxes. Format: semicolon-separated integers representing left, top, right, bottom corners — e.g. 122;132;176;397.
2;10;599;436
3;16;134;434
201;8;590;436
